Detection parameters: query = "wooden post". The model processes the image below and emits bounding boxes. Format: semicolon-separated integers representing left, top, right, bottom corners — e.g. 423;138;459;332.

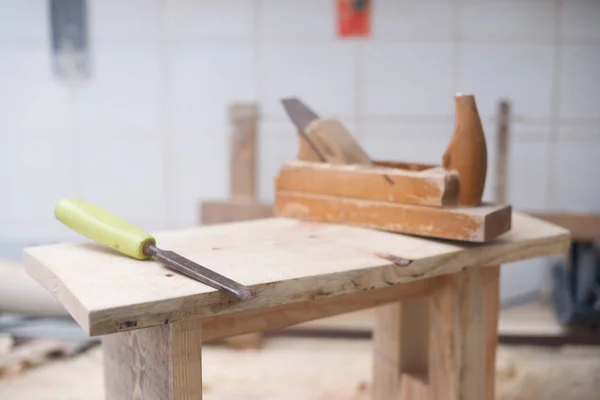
103;319;203;400
372;298;430;400
372;266;500;400
200;102;272;226
230;103;258;199
429;266;500;400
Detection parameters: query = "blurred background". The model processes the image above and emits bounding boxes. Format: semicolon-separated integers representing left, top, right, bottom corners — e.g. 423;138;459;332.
1;1;599;398
2;0;599;301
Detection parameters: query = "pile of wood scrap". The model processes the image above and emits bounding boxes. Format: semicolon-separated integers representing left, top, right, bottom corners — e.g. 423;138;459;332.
0;335;95;378
0;260;97;378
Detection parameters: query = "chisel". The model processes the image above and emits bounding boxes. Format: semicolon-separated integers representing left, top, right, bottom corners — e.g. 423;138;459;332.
54;198;256;300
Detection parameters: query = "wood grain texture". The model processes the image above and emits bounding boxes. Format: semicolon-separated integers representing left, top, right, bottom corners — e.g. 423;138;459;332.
399;373;430;400
296;131;323;162
429;266;500;400
483;266;500;400
23;213;569;336
373;160;438;171
229;103;258;199
372;297;429;400
103;319;202;400
275;191;512;242
301;118;371;164
200;200;272;225
442;94;488;207
202;278;436;342
275;160;460;207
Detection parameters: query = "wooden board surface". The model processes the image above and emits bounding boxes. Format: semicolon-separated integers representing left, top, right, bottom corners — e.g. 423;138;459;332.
23;213;569;337
275;160;460;207
200;200;272;225
275;191;512;242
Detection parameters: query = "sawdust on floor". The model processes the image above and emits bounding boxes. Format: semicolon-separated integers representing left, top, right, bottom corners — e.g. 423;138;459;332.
1;337;599;400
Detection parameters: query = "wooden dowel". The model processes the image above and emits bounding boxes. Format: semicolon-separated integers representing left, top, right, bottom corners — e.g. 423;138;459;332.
229;103;259;200
495;100;510;204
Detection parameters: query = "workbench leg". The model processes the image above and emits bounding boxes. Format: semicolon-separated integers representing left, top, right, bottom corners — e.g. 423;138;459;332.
372;297;430;400
429;266;500;400
102;319;203;400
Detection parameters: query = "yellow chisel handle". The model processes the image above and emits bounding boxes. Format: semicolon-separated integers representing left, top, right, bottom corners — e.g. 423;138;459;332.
55;198;156;260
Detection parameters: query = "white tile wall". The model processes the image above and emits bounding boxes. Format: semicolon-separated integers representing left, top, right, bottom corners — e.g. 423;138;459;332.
166;0;255;39
0;0;48;44
257;120;302;201
89;0;160;42
171;130;229;228
0;129;76;233
507;139;551;210
363;42;454;117
74;42;162;134
1;0;599;301
560;1;600;42
259;40;355;118
79;133;167;230
169;42;256;133
259;0;335;39
558;44;600;120
0;45;70;132
372;0;455;40
457;43;555;119
359;121;451;164
500;258;552;302
459;1;554;42
553;138;600;213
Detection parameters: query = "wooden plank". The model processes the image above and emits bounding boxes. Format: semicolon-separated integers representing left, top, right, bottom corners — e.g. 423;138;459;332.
275;160;460;207
23;213;569;336
372;297;429;400
200;200;272;225
103;319;202;400
429;266;500;400
483;266;501;400
299;118;372;165
527;212;600;241
201;278;436;342
229;103;258;199
275;191;512;242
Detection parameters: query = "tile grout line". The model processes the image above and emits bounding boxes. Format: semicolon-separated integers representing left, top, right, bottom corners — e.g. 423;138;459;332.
545;0;562;211
253;0;264;201
67;81;81;201
159;0;173;229
253;0;262;104
353;39;364;142
452;0;462;95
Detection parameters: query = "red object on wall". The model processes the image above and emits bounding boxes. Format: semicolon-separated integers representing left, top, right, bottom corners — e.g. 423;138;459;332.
337;0;371;38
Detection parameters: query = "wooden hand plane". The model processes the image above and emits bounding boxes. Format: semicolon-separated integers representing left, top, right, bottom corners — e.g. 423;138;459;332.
275;94;511;243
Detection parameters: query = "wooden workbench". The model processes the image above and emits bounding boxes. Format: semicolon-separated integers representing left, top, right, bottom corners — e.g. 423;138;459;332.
23;213;569;399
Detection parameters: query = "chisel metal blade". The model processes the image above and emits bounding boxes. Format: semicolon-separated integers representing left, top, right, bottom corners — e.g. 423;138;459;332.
281;97;320;133
144;243;256;301
281;97;328;162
